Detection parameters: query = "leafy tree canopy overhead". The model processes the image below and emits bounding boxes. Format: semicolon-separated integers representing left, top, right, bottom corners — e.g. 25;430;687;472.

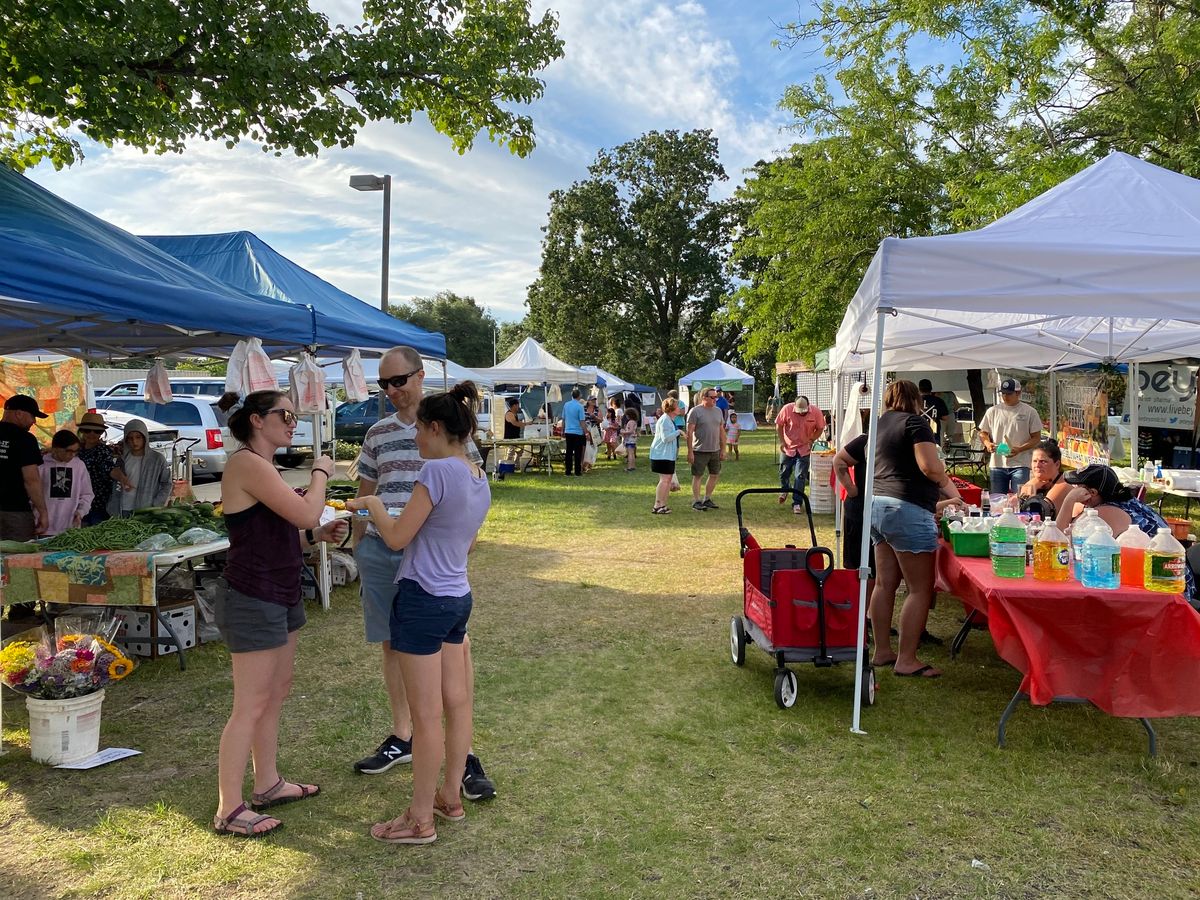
389;290;499;369
527;129;735;390
1;0;564;170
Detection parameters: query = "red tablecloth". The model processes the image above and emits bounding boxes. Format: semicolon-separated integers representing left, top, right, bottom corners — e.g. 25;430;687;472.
936;544;1200;718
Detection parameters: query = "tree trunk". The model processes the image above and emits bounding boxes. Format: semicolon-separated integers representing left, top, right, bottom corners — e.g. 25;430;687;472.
966;369;988;425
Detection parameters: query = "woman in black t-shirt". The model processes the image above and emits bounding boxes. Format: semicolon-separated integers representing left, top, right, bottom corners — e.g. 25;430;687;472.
869;381;961;679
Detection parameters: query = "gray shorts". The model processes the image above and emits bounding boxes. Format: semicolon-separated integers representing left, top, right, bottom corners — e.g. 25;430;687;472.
691;451;722;477
355;533;404;643
213;578;305;653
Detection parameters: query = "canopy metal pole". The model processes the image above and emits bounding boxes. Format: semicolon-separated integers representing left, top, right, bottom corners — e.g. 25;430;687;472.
312;404;331;611
1050;371;1058;448
833;372;843;568
851;309;889;735
1129;362;1139;467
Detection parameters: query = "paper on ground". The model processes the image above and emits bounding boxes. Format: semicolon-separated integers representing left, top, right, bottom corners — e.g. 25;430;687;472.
55;748;141;769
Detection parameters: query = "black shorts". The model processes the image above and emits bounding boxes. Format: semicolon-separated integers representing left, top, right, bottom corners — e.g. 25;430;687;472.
650;458;676;475
214;578;305;653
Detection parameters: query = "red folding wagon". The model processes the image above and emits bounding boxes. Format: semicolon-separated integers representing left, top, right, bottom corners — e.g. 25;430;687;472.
729;488;876;710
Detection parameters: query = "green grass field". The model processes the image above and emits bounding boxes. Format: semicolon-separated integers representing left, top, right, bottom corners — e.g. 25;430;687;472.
2;429;1199;898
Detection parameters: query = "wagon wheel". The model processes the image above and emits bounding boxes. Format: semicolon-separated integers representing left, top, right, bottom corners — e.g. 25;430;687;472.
729;617;746;667
861;661;876;707
773;669;798;709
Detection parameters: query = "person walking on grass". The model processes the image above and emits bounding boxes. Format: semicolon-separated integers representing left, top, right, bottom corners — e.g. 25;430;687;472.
686;388;726;511
347;382;491;845
776;394;825;515
351;346;494;803
211;390;347;838
650;398;680;514
621;408;639;471
725;412;741;461
602;408;619;460
561;388;586;477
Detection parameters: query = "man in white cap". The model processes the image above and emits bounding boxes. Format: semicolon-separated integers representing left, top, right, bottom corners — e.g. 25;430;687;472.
977;377;1043;501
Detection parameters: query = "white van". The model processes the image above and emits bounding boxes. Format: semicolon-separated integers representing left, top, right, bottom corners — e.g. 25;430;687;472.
102;378;334;466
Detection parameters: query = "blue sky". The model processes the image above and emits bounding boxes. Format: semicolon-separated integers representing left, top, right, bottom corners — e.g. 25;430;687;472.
26;1;825;323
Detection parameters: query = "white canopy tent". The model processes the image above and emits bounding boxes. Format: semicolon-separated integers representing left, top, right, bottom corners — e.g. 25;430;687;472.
678;359;758;429
580;365;635;393
831;151;1200;734
481;337;593;385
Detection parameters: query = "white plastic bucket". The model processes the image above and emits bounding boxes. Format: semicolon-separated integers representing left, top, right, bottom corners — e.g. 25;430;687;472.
26;690;105;765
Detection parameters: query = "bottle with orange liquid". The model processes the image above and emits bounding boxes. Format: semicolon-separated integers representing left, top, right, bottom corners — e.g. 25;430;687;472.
1032;520;1071;582
1117;526;1150;588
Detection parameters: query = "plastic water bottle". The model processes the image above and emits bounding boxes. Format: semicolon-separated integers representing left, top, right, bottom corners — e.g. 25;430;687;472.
1025;514;1041;567
1033;520;1071;581
990;508;1027;579
996;441;1011;458
1142;461;1155;483
1144;527;1187;593
1070;509;1106;581
1081;528;1121;590
1117;527;1151;588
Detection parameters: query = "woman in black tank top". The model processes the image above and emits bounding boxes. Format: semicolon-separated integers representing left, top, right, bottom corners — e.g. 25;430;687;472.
209;389;348;839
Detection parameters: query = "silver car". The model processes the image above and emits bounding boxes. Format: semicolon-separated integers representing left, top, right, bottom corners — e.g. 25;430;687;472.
95;396;232;478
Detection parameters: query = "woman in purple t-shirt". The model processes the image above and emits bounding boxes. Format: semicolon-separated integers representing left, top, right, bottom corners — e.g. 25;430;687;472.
348;381;491;845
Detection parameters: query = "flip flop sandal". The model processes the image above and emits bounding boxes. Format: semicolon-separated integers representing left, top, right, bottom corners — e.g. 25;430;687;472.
250;776;321;811
214;802;282;838
893;664;942;678
371;810;437;845
433;792;466;822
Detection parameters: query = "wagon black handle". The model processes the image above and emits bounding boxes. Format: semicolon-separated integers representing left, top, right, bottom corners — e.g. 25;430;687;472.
804;546;835;584
735;488;819;555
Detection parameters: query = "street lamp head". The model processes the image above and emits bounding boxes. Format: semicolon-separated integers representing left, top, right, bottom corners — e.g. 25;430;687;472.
349;174;387;191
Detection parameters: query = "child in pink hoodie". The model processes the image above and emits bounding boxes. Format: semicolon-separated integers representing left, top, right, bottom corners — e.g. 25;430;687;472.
37;430;94;536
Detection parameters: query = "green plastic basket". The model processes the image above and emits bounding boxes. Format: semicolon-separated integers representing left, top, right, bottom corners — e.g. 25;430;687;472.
948;531;990;557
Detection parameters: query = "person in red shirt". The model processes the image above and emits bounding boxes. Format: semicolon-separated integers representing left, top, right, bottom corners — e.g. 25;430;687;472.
775;395;826;513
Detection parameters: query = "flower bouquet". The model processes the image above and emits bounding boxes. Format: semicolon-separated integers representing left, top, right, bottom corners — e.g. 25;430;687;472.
0;613;135;700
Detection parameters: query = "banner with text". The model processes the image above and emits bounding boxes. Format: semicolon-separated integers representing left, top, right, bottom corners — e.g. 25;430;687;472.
1138;362;1196;431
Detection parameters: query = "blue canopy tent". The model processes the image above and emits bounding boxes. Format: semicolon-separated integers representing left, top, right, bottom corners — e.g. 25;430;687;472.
0;167;320;360
143;232;445;358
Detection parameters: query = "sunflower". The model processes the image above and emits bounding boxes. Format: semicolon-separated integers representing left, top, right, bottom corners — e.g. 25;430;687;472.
108;656;135;680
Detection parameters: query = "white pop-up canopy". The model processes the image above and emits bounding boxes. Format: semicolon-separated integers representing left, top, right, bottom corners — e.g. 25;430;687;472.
480;337;593;385
679;359;755;389
831;151;1200;734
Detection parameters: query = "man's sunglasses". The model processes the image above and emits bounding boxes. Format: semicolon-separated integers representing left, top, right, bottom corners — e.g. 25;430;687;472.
78;428;105;435
267;408;298;426
378;369;422;391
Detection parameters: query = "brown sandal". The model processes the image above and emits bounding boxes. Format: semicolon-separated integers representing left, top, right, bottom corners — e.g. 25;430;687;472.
250;776;320;811
433;790;466;822
371;809;437;845
213;802;282;838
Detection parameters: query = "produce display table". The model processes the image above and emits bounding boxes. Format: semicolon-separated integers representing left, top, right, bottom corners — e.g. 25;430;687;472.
0;539;229;670
479;437;563;476
936;542;1200;754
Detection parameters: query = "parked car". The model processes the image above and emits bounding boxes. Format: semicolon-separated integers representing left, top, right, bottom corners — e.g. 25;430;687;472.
91;410;179;455
96;396;231;478
101;379;334;466
335;393;495;444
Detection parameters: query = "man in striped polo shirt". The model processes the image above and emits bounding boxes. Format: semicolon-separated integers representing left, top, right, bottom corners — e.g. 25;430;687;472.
350;345;495;800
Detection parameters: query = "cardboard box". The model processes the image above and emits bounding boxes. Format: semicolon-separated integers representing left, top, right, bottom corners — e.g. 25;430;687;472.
117;602;197;658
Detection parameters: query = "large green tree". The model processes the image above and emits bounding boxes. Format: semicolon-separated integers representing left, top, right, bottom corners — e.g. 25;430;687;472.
1;0;564;170
730;0;1200;368
389;291;499;368
527;129;734;389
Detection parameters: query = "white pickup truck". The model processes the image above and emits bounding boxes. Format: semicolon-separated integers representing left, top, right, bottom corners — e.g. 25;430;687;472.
101;377;334;467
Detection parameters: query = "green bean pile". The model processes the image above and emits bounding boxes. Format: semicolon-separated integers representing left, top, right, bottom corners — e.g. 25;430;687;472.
42;519;163;552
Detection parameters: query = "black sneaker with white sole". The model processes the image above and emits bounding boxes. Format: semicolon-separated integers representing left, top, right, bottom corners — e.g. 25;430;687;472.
353;734;413;774
461;752;496;801
691;500;706;511
702;498;719;510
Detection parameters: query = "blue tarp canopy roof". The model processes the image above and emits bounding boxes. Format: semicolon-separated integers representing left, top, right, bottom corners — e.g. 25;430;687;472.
0;166;323;360
143;232;445;358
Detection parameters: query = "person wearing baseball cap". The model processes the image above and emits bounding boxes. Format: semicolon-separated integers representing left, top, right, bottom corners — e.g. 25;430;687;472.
1;395;50;620
977;376;1044;503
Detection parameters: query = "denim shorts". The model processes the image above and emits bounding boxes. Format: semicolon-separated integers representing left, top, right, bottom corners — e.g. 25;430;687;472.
355;533;405;643
390;578;472;655
870;496;939;554
213;578;305;653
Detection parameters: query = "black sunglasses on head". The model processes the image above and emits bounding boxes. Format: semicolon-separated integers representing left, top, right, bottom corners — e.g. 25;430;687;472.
377;369;422;391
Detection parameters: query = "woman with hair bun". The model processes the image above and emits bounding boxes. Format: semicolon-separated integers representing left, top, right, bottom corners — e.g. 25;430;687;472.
347;381;491;846
211;389;348;839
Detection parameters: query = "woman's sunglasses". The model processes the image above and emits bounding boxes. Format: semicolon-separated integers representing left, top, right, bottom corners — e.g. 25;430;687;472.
377;369;422;390
267;409;298;426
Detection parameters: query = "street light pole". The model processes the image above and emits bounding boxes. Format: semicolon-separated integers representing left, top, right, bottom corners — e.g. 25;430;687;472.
349;173;392;311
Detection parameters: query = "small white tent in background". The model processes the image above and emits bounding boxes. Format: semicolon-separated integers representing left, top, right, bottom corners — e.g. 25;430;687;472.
677;359;757;429
480;337;593;386
833;150;1200;735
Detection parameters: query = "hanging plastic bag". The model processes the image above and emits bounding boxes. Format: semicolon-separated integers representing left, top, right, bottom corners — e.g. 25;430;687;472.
289;353;327;415
144;359;173;404
225;338;278;396
343;349;370;402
